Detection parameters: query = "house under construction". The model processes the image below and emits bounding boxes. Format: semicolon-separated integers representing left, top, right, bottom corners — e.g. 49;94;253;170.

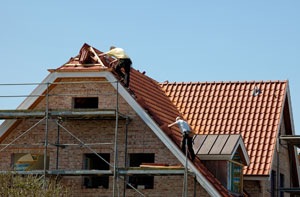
0;43;299;197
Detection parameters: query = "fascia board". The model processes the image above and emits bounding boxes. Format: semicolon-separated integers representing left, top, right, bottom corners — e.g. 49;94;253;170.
286;82;300;185
198;155;231;160
232;137;250;166
0;71;222;197
0;120;16;137
269;83;287;177
286;81;296;134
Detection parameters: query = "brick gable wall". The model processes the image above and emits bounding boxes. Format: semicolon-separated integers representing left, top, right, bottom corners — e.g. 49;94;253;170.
0;78;210;197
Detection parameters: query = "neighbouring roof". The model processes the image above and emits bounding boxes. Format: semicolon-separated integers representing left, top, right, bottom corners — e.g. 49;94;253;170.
160;81;288;176
193;134;250;165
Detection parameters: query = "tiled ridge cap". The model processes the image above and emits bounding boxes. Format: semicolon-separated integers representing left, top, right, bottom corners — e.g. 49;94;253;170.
160;80;288;85
133;69;160;84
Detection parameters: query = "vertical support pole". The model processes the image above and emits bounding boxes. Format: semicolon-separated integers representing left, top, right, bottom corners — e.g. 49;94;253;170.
56;121;60;170
185;138;188;197
193;176;196;197
113;82;119;197
43;83;49;188
276;138;280;197
182;137;188;197
123;118;129;197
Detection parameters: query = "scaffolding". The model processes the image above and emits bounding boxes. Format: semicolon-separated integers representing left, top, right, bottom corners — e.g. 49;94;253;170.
0;81;193;197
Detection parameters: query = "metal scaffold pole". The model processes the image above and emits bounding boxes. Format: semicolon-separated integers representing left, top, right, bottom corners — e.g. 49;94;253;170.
113;81;120;197
123;117;130;197
182;138;188;197
56;119;61;170
43;83;50;189
277;137;280;197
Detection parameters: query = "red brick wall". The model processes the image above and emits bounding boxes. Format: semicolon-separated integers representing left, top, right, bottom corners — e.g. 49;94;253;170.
0;78;210;197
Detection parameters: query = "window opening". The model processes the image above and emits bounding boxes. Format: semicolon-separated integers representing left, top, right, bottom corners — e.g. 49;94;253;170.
271;170;276;197
228;152;243;194
12;153;49;171
128;153;154;189
73;97;98;109
83;153;110;189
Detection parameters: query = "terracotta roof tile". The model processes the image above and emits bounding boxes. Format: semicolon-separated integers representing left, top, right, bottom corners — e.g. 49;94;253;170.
160;81;287;176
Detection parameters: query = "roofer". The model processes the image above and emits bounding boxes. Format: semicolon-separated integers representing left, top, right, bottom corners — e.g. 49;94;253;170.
101;46;132;88
168;117;196;161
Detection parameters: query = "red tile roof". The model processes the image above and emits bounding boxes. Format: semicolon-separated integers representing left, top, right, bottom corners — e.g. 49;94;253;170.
160;81;287;176
129;69;231;196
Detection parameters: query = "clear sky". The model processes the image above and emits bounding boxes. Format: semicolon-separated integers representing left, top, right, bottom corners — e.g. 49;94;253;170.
0;1;299;133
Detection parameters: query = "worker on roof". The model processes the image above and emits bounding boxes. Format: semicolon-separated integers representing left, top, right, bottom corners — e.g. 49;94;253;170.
168;117;196;161
101;46;132;88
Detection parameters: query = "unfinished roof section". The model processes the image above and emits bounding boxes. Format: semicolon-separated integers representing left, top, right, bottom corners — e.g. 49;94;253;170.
193;134;250;165
160;81;287;176
53;43;111;72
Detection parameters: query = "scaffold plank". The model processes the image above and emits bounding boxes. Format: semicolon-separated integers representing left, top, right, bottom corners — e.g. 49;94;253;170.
0;109;129;120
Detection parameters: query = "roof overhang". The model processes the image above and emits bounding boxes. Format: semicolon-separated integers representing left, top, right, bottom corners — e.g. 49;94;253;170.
0;70;223;197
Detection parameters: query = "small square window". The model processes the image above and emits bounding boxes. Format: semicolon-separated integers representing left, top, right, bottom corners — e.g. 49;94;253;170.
83;153;110;189
73;97;98;109
128;153;154;189
12;153;49;171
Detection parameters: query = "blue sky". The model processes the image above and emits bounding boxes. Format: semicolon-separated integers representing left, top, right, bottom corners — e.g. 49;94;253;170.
0;1;299;133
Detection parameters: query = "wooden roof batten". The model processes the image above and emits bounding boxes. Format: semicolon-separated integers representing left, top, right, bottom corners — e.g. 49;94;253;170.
0;109;129;120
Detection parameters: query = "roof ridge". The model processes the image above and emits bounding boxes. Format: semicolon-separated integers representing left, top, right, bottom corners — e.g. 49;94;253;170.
133;68;159;84
159;80;288;85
